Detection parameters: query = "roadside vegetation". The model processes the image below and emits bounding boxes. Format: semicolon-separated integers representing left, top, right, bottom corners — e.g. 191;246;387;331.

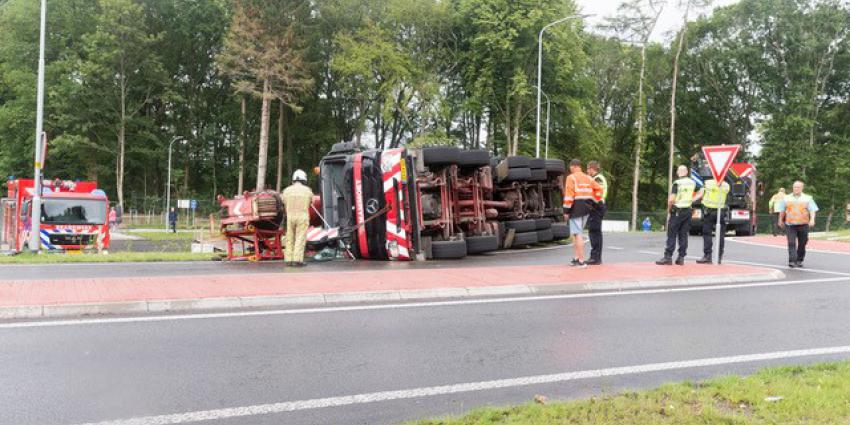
409;361;850;425
0;252;215;264
121;230;202;241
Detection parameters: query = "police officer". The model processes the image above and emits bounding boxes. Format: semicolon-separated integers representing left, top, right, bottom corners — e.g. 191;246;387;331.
657;165;701;265
282;169;314;267
696;177;730;264
768;188;786;236
586;160;608;265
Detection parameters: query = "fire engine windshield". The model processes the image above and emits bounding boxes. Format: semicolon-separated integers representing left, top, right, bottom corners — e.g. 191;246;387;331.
40;198;107;225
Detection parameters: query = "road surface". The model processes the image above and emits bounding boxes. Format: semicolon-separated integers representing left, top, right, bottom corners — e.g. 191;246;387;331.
2;233;850;425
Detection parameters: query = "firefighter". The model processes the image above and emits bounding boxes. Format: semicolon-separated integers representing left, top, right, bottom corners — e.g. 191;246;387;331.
562;159;603;268
586;160;608;265
768;187;786;236
282;169;314;267
777;180;818;268
696;177;730;264
657;165;701;265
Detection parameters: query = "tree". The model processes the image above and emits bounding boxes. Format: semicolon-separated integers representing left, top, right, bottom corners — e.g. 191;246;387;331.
218;0;312;191
607;0;666;230
78;0;167;211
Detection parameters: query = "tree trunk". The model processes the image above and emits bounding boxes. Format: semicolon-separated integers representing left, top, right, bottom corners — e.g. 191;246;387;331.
286;105;294;180
669;17;688;197
631;44;648;232
256;78;271;192
117;76;126;212
276;101;284;192
238;96;246;194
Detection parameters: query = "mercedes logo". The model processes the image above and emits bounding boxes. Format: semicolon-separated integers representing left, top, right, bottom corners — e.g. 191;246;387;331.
365;198;380;215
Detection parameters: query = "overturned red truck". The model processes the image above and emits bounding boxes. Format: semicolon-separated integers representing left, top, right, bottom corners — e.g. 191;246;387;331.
218;143;571;261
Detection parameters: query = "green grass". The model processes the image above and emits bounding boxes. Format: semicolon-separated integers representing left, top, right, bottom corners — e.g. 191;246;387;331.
408;361;850;425
123;230;200;241
0;252;215;264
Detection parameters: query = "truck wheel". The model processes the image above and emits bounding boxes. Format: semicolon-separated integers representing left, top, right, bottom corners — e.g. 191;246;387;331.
535;218;553;230
736;225;752;236
529;169;547;181
511;231;538;247
552;222;570;239
529;158;546;169
465;235;499;254
502;156;531;169
545;159;566;174
500;167;532;182
458;150;491;168
431;239;467;259
422;147;461;166
536;228;554;243
505;219;536;233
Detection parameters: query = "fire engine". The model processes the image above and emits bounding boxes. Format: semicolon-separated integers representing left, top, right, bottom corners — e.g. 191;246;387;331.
1;178;111;253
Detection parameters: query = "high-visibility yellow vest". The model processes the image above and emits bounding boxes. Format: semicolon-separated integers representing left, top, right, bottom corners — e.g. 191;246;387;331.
593;173;608;203
673;177;697;208
702;179;730;209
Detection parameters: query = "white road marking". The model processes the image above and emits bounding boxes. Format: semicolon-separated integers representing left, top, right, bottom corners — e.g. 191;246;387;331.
2;275;847;330
728;238;850;255
608;246;624;250
75;344;850;425
724;259;850;277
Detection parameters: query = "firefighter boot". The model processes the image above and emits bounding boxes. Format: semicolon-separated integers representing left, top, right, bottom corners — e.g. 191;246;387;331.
696;255;712;264
656;257;673;265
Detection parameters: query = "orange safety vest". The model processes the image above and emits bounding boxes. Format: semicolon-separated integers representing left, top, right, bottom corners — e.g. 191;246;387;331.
562;171;602;217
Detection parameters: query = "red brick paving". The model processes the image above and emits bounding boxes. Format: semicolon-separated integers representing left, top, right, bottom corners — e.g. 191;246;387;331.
0;262;774;307
737;236;850;253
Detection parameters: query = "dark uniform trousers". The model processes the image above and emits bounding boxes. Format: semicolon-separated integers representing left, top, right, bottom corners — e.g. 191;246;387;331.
786;224;809;263
664;208;691;259
588;203;605;262
702;209;726;258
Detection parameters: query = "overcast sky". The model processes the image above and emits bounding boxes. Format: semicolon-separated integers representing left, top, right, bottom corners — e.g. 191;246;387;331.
576;0;741;43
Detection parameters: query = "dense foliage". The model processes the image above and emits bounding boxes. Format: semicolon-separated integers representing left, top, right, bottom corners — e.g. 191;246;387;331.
0;0;847;223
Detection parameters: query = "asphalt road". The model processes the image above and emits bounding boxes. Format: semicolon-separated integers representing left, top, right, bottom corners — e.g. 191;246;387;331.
2;233;850;425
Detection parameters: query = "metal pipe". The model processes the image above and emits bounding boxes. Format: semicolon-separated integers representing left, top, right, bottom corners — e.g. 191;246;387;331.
28;0;47;253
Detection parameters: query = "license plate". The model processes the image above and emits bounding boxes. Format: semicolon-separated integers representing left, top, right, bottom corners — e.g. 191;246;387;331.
733;210;750;219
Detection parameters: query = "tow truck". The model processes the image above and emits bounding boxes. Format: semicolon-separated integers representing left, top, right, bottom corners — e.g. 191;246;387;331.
1;178;111;253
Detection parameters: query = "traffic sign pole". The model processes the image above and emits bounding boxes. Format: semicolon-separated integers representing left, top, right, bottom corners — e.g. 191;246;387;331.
702;145;741;265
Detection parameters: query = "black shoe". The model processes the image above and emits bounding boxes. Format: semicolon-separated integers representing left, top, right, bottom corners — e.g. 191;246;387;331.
586;258;601;266
286;262;293;267
788;262;796;268
795;261;803;268
675;257;685;265
656;257;673;265
696;256;712;264
718;256;723;265
570;258;580;266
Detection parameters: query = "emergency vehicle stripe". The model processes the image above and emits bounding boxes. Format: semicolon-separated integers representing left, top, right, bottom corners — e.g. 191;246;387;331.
353;153;369;258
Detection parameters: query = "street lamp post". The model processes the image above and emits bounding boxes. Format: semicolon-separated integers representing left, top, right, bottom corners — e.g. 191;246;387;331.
165;137;184;231
28;0;47;253
536;15;584;158
532;86;551;159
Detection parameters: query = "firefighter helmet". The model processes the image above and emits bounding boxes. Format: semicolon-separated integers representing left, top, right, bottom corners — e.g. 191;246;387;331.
292;169;308;183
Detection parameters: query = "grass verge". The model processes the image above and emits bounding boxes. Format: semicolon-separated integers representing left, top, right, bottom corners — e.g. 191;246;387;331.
408;361;850;425
0;252;215;264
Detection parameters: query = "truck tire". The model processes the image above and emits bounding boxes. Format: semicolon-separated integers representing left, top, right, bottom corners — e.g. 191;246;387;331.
466;235;499;254
502;156;531;169
511;231;538;247
545;159;566;174
535;218;553;230
458;150;491;168
422;147;461;166
536;228;554;243
500;167;532;182
431;239;467;259
529;158;546;169
505;219;536;233
529;168;547;181
735;224;753;236
552;222;570;239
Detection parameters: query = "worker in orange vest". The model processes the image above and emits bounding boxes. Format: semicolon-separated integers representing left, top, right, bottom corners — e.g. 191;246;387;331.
562;159;603;268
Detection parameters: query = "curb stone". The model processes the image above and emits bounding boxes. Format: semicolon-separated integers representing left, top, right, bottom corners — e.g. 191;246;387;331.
0;269;785;320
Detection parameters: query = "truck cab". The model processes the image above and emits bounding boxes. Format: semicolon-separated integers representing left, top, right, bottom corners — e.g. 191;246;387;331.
690;158;757;236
